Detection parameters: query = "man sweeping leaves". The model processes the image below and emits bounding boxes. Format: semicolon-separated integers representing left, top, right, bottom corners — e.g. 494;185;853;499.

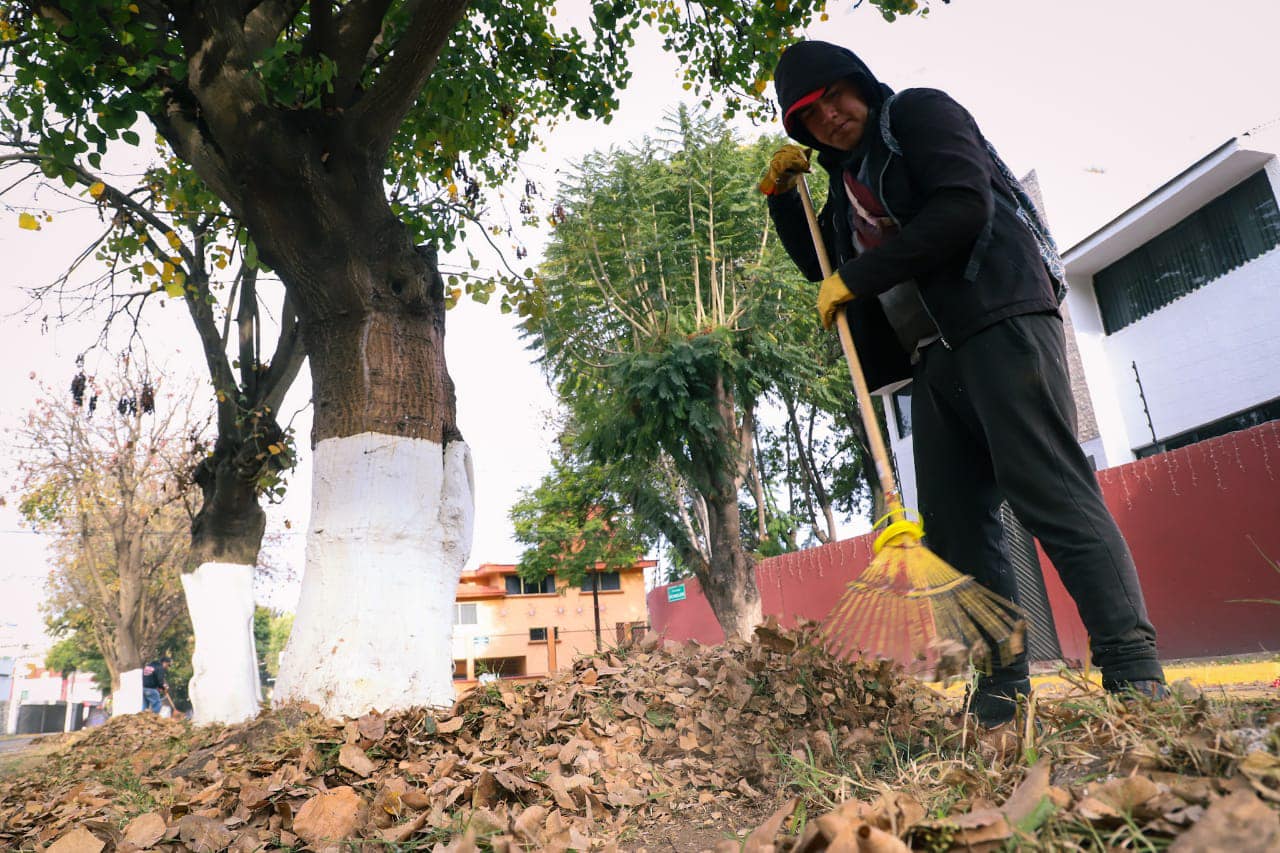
760;39;1167;727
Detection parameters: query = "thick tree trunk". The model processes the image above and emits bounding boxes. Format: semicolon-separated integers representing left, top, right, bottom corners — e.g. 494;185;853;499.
182;563;261;724
169;111;475;716
274;432;473;716
267;227;474;716
184;452;269;724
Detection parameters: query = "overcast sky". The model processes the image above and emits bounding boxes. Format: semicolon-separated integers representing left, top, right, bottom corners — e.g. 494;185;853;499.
2;0;1277;644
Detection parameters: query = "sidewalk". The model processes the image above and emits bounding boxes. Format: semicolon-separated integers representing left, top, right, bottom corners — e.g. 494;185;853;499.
934;655;1280;698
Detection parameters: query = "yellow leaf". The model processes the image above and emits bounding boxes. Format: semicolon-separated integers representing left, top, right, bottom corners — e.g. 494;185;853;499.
18;212;41;231
161;262;174;283
165;230;182;250
164;281;184;298
142;261;158;276
214;258;228;269
128;3;139;11
88;181;106;199
447;183;459;198
267;444;282;455
216;390;227;402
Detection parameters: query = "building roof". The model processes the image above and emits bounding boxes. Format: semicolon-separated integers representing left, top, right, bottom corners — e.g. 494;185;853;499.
1062;128;1279;276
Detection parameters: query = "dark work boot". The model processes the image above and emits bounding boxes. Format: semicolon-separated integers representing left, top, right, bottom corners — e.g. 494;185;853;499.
1107;679;1171;702
968;676;1031;728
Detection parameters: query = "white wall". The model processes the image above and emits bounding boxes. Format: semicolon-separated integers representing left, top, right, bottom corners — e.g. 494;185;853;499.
1064;277;1141;467
1096;245;1280;450
884;404;920;515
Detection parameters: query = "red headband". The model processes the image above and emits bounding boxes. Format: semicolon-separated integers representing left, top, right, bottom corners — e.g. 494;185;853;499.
783;86;827;133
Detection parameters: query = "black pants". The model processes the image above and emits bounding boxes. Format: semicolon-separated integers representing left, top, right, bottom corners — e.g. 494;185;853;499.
912;312;1163;688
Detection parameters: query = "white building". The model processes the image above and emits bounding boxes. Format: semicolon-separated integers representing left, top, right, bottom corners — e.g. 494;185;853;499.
3;660;104;734
1059;126;1280;468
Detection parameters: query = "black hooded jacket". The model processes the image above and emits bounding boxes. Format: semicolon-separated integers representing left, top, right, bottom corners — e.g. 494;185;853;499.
768;41;1062;390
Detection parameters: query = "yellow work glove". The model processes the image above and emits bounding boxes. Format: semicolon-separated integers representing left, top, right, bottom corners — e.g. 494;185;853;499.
817;271;855;329
758;144;810;196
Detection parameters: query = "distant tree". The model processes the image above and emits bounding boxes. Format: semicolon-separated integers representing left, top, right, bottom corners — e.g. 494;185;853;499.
524;110;854;640
45;624;111;692
510;455;648;587
16;362;202;701
252;605;293;685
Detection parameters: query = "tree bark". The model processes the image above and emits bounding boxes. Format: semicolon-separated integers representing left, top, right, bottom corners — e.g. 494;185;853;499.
698;493;762;642
685;374;762;642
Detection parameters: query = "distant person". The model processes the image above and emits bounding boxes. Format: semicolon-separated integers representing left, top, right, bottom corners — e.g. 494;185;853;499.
142;653;172;713
759;39;1167;727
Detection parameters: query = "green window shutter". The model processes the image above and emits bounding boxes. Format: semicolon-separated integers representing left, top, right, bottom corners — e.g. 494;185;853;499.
1095;169;1280;333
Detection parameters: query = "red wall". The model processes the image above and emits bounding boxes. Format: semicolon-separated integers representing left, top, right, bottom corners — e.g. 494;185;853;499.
1043;421;1280;662
648;422;1280;662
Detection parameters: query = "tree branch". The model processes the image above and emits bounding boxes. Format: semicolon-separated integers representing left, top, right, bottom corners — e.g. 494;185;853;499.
242;0;306;57
350;0;470;155
327;0;394;107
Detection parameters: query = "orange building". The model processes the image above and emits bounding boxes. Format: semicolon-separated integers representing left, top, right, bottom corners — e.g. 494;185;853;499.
451;561;653;692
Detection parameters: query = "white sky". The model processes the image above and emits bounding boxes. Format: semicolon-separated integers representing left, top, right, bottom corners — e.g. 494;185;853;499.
2;0;1278;640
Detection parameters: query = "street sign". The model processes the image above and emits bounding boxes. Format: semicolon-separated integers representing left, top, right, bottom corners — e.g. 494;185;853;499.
667;584;686;603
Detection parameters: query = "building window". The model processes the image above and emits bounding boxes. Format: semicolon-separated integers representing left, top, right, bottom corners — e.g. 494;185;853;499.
528;627;559;642
1095;169;1280;333
580;571;621;592
891;384;913;438
505;574;556;595
453;603;477;626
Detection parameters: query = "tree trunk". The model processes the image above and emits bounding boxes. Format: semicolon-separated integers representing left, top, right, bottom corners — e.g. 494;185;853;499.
698;494;762;642
170;117;475;717
182;562;261;724
267;228;475;716
112;630;144;715
184;451;269;723
687;375;761;642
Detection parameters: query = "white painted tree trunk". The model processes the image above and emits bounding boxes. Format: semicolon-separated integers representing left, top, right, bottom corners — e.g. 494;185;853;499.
116;668;144;715
182;562;262;724
274;433;474;718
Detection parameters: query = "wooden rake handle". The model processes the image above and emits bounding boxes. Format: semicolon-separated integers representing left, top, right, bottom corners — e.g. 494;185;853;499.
795;175;902;506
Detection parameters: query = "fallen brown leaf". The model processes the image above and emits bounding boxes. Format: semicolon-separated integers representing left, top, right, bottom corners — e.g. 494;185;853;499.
121;812;167;849
176;814;233;853
46;826;105;853
338;743;376;778
292;786;367;849
1169;790;1280;852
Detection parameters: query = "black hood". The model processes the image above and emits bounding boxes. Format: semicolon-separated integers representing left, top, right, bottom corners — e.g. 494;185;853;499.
773;40;894;157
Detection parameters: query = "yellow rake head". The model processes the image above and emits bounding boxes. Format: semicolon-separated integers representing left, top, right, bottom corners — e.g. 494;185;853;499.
820;502;1025;672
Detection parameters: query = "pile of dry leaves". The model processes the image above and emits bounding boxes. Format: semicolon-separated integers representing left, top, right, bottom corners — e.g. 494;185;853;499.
1;620;1277;852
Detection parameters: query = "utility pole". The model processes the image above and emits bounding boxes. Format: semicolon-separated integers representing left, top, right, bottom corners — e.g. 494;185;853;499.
590;570;602;651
